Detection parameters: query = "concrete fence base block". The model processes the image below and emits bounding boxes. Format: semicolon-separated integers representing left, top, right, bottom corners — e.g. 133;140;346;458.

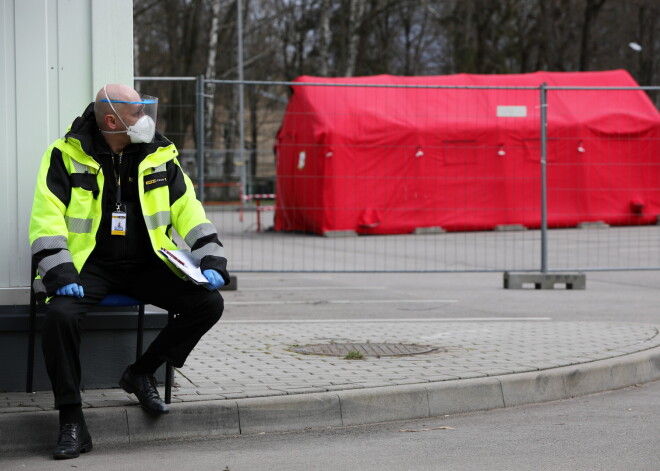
578;221;610;229
322;230;358;237
494;224;527;232
414;226;446;235
503;272;586;290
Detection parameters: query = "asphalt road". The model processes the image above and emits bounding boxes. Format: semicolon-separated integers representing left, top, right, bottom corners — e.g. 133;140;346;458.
221;270;660;323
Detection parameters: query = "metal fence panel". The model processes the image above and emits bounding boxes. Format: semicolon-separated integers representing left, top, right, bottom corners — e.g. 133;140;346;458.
136;77;660;273
545;88;660;271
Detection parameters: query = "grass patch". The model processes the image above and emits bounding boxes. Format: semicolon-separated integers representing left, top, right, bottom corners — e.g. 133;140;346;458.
344;350;364;360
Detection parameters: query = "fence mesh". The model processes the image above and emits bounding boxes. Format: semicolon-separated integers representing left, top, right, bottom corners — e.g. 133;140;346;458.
545;88;660;271
135;78;660;272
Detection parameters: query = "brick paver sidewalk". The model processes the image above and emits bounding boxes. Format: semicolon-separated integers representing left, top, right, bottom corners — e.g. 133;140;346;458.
4;320;657;412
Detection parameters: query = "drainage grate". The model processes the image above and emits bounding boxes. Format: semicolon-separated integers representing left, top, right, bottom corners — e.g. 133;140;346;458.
291;343;440;358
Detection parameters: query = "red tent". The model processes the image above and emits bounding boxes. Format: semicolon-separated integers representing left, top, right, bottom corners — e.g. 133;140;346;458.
274;70;660;235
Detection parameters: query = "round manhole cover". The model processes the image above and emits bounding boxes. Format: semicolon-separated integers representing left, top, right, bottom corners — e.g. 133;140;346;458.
291;343;439;358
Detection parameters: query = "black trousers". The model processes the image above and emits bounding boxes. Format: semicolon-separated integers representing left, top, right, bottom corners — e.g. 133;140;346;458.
42;258;224;409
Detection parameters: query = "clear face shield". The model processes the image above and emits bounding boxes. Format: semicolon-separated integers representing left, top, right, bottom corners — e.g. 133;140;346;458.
101;85;158;144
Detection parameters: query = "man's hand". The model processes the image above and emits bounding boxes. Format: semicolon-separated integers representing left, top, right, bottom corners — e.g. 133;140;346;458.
202;269;225;291
55;283;85;298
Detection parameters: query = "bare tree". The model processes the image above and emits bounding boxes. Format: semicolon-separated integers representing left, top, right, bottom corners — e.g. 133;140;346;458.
317;0;332;76
204;0;224;145
636;0;659;85
579;0;608;70
344;0;367;76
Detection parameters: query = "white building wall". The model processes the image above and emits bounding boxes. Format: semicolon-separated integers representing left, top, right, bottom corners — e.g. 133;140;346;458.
0;0;133;302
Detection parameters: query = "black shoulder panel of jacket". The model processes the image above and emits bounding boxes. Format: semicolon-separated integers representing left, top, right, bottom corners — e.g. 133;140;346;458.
46;148;71;208
65;103;98;158
167;160;188;206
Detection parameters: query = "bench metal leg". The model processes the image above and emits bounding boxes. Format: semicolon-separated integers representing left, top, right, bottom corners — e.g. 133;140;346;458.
165;363;173;404
136;304;144;361
26;279;37;393
164;310;174;404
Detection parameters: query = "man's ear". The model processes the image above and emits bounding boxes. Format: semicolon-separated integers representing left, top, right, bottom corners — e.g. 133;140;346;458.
105;114;119;130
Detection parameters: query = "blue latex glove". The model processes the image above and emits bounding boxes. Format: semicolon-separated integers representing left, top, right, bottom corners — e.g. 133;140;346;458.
55;283;85;298
203;269;225;291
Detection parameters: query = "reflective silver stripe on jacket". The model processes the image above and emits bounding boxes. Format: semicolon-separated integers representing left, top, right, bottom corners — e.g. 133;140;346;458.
31;235;68;256
71;159;92;174
33;278;46;296
191;243;225;259
153;163;167;173
38;251;74;278
145;211;171;230
185;222;225;259
184;222;217;248
65;216;93;234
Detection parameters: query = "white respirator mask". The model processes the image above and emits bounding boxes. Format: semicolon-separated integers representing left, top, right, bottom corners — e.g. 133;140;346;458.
100;85;158;144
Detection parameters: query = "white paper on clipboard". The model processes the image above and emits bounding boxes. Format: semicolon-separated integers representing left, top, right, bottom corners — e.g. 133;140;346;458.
159;248;209;284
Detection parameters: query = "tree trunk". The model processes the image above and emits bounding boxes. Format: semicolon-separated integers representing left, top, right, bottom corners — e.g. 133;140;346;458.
539;2;562;71
318;0;332;76
579;0;607;71
133;31;140;76
344;0;367;77
637;3;658;86
204;0;223;146
223;86;237;179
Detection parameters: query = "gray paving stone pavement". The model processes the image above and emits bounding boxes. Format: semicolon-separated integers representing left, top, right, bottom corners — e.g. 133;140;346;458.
3;316;660;453
4;320;659;411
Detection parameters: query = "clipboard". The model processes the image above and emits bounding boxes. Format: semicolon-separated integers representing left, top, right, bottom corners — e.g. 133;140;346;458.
159;247;209;284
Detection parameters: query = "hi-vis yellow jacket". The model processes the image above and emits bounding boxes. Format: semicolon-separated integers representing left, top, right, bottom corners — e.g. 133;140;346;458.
29;104;229;299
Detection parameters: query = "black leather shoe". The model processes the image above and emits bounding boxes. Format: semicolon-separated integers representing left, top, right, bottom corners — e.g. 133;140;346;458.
119;366;169;415
53;423;93;460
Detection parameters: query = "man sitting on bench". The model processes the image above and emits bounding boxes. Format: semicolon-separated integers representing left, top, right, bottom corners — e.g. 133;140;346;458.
29;84;230;460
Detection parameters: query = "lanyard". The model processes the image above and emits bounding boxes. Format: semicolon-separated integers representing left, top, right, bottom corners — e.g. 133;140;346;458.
112;153;123;211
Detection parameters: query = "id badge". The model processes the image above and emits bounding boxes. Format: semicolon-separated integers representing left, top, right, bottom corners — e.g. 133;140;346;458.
111;211;127;236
